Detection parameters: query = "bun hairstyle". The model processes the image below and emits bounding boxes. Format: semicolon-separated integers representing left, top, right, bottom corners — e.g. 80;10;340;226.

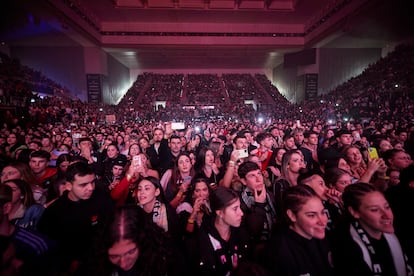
282;185;318;225
342;182;376;216
324;168;350;188
209;186;238;213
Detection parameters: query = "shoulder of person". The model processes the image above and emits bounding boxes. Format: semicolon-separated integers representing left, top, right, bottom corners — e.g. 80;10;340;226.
26;204;45;216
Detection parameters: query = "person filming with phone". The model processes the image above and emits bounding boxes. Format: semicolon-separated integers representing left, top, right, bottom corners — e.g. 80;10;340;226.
160;152;195;209
220;133;250;190
110;153;159;207
342;145;388;191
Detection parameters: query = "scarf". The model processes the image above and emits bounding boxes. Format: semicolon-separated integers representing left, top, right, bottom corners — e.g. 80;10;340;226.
241;187;277;240
152;200;168;232
350;221;413;276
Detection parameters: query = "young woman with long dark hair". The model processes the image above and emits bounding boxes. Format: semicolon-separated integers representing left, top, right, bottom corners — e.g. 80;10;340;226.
186;186;250;275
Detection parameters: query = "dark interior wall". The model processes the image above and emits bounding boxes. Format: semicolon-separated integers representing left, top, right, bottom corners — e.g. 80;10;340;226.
318;48;382;94
11;45;85;100
104;54;130;105
284;48;316;68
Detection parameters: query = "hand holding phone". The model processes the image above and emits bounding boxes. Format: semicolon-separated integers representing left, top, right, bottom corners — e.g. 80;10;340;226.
237;149;249;159
133;155;142;167
368;147;379;160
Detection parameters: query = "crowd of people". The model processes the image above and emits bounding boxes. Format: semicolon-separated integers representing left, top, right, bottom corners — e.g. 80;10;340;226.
0;43;413;275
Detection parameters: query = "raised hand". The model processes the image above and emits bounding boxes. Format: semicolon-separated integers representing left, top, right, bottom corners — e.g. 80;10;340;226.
254;186;267;203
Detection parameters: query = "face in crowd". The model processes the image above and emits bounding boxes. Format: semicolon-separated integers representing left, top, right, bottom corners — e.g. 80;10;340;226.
136;179;159;211
67;172;95;201
285;186;328;240
344;184;394;240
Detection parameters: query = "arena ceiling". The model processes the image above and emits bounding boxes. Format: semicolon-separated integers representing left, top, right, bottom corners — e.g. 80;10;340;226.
1;0;413;69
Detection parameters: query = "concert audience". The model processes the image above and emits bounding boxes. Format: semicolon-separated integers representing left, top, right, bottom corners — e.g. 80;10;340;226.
0;43;413;274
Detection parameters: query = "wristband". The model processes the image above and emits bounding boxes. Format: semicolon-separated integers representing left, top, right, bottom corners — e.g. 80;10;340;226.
228;160;235;167
187;218;195;224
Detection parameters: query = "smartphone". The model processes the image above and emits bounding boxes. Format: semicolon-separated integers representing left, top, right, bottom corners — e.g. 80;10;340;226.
368;147;379;159
133;155;142;166
237;149;249;159
171;122;185;130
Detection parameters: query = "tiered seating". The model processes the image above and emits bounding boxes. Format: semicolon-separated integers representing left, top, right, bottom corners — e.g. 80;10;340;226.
186;74;223;105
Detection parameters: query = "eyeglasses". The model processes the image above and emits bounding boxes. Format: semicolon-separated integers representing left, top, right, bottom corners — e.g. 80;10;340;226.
108;247;138;263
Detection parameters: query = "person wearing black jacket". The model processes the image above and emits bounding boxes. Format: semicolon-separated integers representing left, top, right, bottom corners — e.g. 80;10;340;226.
146;127;172;176
263;185;333;276
237;161;277;258
186;187;250;276
263;185;334;276
331;183;412;276
38;161;114;274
